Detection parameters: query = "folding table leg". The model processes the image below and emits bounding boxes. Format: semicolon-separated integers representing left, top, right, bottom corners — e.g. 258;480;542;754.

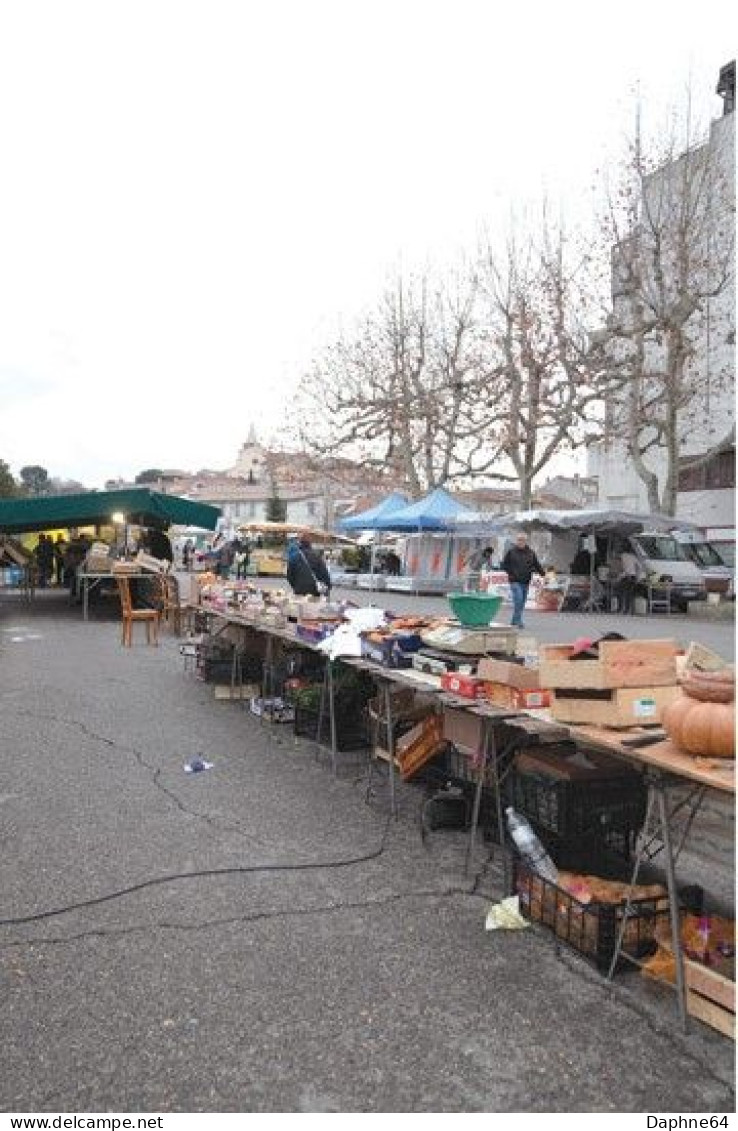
465;722;491;876
606;775;689;1032
384;682;397;818
327;660;338;777
656;780;688;1031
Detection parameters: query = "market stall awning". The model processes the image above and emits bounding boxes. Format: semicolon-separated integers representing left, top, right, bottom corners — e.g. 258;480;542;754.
447;507;700;536
0;488;221;534
339;492;409;531
237;521;356;545
373;487;475;532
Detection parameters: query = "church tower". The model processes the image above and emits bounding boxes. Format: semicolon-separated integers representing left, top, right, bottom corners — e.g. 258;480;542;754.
229;426;266;481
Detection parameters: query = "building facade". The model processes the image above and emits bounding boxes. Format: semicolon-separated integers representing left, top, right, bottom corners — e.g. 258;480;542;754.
107;432;398;532
588;62;736;545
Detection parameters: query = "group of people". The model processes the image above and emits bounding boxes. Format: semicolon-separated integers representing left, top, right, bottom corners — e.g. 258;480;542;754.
29;524;175;599
33;531;93;590
32;533;66;587
209;534;251;580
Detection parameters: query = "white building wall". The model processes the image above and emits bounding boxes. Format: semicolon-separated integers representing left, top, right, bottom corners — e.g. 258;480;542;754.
589;102;735;527
676;487;735;534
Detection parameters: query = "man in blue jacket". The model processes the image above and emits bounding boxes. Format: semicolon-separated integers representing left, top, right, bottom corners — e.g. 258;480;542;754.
286;536;331;597
501;532;544;629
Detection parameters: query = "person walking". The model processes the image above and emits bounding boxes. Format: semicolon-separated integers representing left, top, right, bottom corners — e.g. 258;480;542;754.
235;538;251;580
616;548;640;615
286;536;331;597
501;532;544;629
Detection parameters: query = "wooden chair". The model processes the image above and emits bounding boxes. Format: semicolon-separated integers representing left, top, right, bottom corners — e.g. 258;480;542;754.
156;573;182;635
115;576;159;647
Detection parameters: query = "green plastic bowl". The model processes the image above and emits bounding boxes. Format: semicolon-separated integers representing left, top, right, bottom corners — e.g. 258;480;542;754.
448;592;503;627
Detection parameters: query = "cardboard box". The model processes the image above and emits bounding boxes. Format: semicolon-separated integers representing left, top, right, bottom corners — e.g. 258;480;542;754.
550;685;678;728
442;707;484;754
477;657;541;690
485;682;551;710
440;672;487;699
539;640;677;690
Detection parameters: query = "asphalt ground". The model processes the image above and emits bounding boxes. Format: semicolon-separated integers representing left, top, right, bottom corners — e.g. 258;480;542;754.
0;589;734;1113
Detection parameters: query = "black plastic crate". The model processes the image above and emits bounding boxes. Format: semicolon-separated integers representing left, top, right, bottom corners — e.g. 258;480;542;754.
514;858;669;973
293;702;368;752
200;660;237;683
535;823;641;875
508;763;647;842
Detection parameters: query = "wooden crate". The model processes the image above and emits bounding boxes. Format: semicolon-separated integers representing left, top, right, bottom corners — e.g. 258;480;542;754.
397;714;445;780
539;640;677;690
550;685;678;728
485;682;551;710
686;960;736;1040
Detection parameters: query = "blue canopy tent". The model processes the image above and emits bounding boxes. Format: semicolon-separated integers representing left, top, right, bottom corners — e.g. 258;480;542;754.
370;488;477;592
372;487;474;531
335;492;409;587
338;492;409;531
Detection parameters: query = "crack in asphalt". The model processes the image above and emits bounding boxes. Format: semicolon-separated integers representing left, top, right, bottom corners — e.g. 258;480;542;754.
0;885;484;951
4;707;269;846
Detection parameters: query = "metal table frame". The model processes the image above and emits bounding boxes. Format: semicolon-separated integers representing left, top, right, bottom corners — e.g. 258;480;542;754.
572;728;734;1034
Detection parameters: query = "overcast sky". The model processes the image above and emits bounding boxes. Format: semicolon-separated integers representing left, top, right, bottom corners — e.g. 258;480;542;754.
0;1;732;488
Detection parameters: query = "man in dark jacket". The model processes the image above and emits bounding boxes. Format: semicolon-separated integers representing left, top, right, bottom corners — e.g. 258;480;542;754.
501;532;544;628
286;536;331;597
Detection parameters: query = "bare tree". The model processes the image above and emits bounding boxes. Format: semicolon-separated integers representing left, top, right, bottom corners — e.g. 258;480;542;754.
597;97;735;513
476;219;606;508
290;270;505;493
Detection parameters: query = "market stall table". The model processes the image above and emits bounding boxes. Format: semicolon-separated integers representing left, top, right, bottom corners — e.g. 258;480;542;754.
194;600;735;1026
568;724;735;1033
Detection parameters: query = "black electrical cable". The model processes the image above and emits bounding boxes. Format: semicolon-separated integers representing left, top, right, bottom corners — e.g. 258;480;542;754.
0;816;393;928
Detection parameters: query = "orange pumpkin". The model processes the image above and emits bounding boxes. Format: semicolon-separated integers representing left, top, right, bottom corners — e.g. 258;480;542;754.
662;694;736;759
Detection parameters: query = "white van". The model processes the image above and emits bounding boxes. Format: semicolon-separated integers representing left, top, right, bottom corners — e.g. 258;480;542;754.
673;533;734;598
623;533;706;612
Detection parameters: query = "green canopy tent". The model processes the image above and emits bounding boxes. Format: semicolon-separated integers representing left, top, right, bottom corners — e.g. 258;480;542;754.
0;488;221;535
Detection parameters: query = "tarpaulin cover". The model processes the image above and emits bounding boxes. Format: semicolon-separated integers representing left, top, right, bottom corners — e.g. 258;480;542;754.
0;488;221;534
447;507;699;536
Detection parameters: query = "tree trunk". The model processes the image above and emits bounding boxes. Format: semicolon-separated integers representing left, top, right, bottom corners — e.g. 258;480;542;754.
519;471;534;509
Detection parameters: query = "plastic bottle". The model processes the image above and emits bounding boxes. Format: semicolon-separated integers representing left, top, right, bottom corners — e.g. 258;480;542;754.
505;807;559;884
